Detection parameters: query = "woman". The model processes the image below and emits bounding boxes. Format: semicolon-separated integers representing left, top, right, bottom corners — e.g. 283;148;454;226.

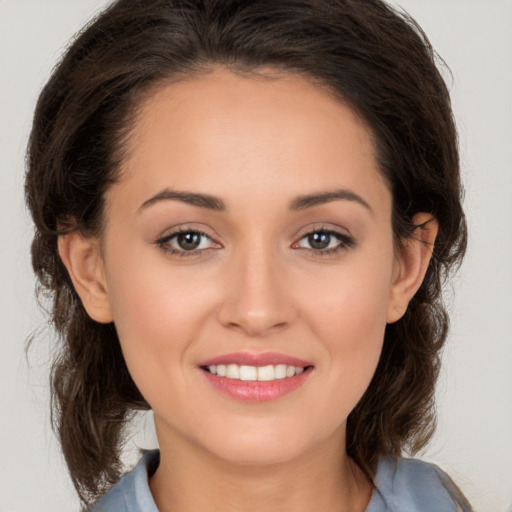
25;0;470;510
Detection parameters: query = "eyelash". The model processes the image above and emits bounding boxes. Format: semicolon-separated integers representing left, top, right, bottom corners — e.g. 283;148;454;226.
155;228;217;258
292;229;355;256
155;227;355;258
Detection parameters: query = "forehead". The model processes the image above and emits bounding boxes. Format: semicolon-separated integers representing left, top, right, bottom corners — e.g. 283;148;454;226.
111;68;390;217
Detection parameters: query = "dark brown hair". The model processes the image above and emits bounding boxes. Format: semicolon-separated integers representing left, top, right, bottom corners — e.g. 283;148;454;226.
25;0;467;505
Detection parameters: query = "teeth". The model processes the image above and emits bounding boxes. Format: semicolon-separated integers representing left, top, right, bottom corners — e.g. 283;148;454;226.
275;364;287;379
257;365;275;381
226;364;240;379
206;364;306;381
239;365;257;381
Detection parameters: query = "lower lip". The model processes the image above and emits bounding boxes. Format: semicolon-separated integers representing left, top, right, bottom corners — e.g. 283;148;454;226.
201;368;312;402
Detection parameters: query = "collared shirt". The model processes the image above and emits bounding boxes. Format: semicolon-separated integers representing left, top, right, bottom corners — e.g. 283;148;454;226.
90;450;470;511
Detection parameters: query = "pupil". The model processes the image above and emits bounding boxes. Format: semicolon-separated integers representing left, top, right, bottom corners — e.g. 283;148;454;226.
309;232;330;249
177;232;201;250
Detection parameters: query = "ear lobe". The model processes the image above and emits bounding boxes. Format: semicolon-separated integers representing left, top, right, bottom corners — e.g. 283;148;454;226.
58;231;113;324
386;213;439;324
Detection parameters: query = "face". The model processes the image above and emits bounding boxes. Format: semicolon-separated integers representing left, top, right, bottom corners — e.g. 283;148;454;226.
99;69;401;465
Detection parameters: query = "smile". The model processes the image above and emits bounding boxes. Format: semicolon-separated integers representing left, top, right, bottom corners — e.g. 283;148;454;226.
199;352;313;402
205;364;305;381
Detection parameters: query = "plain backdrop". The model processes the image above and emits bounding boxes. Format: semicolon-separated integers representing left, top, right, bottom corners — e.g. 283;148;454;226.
1;1;511;511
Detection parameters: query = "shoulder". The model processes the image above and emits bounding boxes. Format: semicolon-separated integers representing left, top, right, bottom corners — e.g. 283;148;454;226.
88;450;160;512
366;456;472;512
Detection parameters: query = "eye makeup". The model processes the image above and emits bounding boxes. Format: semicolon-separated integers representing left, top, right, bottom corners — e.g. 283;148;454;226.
154;225;356;259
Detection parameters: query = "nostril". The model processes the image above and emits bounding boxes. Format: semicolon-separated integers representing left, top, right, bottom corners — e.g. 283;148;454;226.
216;294;297;336
225;320;290;336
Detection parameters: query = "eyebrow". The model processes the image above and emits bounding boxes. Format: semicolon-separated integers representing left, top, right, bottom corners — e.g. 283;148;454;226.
138;187;372;214
289;188;373;214
139;189;226;212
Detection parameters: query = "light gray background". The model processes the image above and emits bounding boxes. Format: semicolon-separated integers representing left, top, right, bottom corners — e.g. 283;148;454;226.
1;1;511;511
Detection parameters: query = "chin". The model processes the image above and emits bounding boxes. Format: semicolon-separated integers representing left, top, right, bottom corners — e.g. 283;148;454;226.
210;441;307;467
194;418;342;468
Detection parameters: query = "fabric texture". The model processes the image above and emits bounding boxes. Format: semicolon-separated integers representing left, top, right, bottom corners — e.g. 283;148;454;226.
89;450;469;511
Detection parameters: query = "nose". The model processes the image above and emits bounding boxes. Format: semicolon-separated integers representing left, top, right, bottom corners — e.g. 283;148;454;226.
216;245;297;337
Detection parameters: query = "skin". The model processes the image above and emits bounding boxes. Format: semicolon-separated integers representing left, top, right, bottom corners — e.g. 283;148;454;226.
59;68;438;512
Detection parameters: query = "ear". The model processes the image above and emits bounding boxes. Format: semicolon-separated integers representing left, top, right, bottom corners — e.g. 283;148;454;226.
58;231;114;324
386;213;439;324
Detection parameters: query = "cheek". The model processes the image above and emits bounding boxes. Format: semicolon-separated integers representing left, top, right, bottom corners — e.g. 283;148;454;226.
105;256;216;398
304;254;393;347
107;242;213;334
299;254;393;408
314;285;387;377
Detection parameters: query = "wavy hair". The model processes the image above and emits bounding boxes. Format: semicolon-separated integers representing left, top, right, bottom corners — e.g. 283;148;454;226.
25;0;467;505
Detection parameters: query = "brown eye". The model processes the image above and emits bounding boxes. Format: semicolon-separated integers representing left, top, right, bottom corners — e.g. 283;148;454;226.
307;232;332;250
156;229;220;257
294;229;355;255
176;232;203;250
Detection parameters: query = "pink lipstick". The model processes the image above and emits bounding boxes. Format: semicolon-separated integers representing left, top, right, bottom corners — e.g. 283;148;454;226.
198;352;313;402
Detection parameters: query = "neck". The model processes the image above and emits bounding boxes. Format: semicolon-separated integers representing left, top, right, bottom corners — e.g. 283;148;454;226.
149;426;373;512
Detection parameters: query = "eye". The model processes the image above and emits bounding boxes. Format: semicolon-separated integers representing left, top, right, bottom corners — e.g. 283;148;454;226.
293;229;354;254
156;229;220;257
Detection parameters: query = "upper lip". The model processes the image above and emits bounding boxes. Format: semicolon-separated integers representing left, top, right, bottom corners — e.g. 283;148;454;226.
198;352;313;368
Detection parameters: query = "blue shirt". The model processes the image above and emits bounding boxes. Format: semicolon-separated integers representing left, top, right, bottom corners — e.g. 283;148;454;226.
90;450;470;511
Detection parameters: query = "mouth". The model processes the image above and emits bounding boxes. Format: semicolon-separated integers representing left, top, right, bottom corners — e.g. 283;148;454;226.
198;352;314;402
202;363;308;382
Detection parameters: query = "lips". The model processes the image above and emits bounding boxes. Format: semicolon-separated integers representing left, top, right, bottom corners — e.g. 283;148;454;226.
206;363;304;381
199;352;311;368
198;352;313;402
